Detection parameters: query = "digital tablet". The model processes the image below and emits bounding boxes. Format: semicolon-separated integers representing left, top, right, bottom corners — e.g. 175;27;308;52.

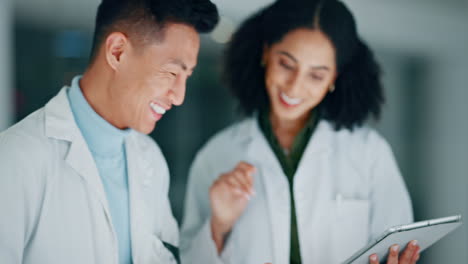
342;215;462;264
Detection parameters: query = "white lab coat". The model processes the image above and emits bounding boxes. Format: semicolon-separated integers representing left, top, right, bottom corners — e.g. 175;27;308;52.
0;87;179;264
181;117;413;264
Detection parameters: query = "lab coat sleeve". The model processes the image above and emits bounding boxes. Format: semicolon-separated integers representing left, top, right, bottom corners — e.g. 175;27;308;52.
180;151;233;264
368;133;414;240
0;132;46;263
160;153;180;248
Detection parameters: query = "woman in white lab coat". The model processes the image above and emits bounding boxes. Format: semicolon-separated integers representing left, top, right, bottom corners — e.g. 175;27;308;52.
181;0;420;263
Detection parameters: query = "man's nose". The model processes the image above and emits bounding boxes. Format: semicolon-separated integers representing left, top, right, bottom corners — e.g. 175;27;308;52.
170;77;187;106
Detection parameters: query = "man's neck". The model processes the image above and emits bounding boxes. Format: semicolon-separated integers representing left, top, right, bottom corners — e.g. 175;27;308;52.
80;63;125;130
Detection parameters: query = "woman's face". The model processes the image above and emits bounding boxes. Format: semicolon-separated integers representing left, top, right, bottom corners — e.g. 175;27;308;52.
263;29;337;123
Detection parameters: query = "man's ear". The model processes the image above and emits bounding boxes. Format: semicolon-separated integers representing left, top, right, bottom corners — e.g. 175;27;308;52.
105;32;129;71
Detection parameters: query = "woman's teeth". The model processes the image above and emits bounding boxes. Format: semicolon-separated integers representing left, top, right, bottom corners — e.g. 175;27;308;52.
150;102;166;115
280;92;302;105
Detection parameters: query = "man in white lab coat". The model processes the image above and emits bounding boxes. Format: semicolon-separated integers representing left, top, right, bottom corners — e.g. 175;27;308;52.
0;0;218;263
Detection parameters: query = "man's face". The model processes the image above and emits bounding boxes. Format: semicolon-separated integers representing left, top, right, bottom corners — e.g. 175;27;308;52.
111;23;200;134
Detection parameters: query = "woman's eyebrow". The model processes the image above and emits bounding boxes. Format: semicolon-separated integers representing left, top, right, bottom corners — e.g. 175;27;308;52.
276;51;298;63
276;51;330;71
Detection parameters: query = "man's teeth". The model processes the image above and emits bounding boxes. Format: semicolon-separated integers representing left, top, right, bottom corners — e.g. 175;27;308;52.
150;102;166;115
280;92;302;105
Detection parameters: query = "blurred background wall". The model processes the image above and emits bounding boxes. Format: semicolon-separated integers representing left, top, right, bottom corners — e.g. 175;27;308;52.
3;0;468;262
0;0;13;131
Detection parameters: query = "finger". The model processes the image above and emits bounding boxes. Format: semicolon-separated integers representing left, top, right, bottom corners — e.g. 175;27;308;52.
218;173;241;191
231;170;253;196
210;175;226;191
236;163;254;179
236;162;257;174
368;253;379;264
235;168;253;188
399;240;418;263
235;167;255;195
216;172;232;185
210;176;243;201
224;172;243;188
231;185;247;198
237;162;257;195
410;246;420;264
387;244;400;264
225;173;251;199
222;180;248;200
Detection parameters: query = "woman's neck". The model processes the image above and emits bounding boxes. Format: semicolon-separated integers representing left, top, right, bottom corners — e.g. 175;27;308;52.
269;112;310;151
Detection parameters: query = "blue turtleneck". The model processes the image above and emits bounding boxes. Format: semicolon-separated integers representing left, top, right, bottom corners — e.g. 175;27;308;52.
67;76;133;264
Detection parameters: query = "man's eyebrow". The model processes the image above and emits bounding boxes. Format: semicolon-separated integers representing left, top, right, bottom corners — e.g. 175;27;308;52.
168;59;196;72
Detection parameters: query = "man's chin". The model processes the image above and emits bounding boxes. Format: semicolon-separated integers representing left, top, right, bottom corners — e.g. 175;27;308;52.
134;122;157;135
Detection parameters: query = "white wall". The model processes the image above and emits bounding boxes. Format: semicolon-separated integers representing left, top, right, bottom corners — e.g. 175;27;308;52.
418;58;468;263
0;0;13;132
347;1;468;263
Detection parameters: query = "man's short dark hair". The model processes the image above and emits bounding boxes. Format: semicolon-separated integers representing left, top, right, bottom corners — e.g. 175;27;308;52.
90;0;219;61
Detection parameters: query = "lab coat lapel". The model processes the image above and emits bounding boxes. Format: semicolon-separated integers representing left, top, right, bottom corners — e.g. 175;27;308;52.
245;118;290;264
126;134;153;263
65;137;114;226
294;120;333;205
44;87;114;235
293;120;334;263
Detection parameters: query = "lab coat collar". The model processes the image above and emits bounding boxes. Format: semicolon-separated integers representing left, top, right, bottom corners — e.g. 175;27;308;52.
245;115;333;156
243;114;334;178
44;87;117;241
44;87;79;142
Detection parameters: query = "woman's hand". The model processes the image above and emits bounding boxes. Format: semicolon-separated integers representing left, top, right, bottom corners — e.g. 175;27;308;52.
209;162;256;253
369;240;420;264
